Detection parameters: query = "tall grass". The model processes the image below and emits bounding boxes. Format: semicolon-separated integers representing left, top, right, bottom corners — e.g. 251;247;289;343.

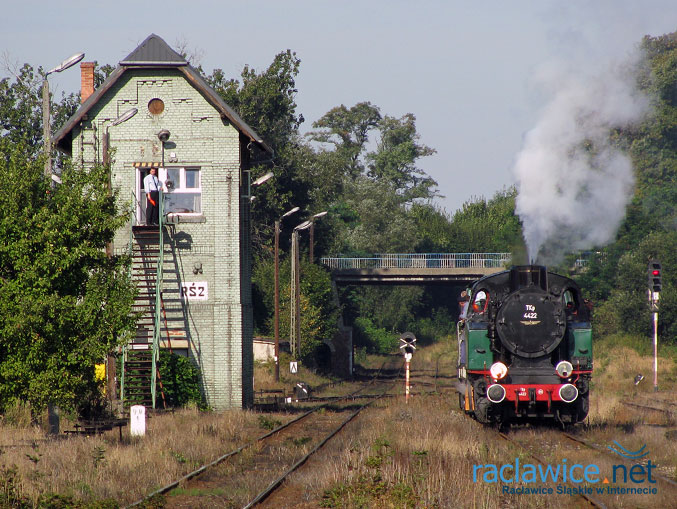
0;334;675;507
0;407;289;506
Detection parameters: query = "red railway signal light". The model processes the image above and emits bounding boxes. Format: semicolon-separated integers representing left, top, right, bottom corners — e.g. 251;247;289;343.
648;260;662;293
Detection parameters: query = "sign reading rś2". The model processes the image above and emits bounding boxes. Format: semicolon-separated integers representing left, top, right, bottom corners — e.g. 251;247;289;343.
181;281;208;301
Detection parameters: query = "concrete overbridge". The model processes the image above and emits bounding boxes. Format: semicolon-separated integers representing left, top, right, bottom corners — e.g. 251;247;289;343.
320;253;511;285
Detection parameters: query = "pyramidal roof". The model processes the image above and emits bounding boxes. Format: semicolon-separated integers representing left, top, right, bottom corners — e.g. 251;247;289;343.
119;33;188;66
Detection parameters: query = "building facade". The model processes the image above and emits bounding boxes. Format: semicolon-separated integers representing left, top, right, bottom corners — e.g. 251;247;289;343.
54;34;271;409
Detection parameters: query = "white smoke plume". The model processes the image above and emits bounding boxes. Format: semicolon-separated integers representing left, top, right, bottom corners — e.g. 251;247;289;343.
514;53;649;263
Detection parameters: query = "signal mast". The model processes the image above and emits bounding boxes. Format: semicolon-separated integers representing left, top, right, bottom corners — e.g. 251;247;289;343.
648;260;662;392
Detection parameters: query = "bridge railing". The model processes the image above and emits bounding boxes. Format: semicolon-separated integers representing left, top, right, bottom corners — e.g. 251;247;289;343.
320;253;512;270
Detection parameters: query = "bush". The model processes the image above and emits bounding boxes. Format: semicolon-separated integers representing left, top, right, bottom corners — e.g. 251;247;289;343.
157;352;205;408
353;317;398;354
407;309;457;345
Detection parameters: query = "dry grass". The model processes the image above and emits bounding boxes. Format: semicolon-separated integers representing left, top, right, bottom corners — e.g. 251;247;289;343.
1;334;676;508
279;336;677;508
0;407;292;506
254;353;357;399
286;394;564;508
587;335;677;427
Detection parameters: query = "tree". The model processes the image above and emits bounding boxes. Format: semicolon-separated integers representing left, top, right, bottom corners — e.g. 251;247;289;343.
308;102;382;180
0;141;135;414
367;113;437;201
261;256;337;365
329;177;419;254
0;63;43;149
207;51;312;255
409;203;454;253
446;188;523;255
308;105;437;202
208;49;303;154
0;62;80;153
572;31;677;343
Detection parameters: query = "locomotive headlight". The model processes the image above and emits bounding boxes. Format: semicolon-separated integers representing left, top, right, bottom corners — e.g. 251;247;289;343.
555;361;574;378
559;383;579;403
490;362;508;380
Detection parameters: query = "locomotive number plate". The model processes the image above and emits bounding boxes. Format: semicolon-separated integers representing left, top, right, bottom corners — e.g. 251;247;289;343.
522;304;538;319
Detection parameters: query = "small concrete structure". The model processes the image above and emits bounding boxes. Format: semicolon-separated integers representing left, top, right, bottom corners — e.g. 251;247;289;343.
253;337;275;362
130;405;146;436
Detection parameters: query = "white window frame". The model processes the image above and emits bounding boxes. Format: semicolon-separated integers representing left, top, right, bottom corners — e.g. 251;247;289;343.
159;166;202;216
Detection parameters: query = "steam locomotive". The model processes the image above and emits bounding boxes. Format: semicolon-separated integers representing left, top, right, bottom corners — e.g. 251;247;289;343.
457;265;592;425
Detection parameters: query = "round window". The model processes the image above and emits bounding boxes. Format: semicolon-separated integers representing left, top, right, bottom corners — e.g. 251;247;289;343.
148;98;165;115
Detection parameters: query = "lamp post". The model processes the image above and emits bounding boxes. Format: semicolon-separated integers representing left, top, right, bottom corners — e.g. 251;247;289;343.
100;107;137;404
43;52;85;179
290;219;313;359
274;206;299;381
157;129;171;169
103;108;138;165
253;171;274;188
42;52;84;432
308;211;328;263
103;108;138;256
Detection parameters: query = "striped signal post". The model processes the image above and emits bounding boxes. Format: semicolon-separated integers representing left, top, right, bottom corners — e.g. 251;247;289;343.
399;333;417;403
648;259;662;392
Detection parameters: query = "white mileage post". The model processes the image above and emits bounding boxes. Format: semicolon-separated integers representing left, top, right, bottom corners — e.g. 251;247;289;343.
399;333;417;403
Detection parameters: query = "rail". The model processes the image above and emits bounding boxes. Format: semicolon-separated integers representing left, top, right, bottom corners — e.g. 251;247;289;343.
151;189;164;408
122;189;163;408
126;357;402;508
320;253;511;270
121;191;143;403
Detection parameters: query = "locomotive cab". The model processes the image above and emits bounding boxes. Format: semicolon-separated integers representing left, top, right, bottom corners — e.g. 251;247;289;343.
458;265;592;425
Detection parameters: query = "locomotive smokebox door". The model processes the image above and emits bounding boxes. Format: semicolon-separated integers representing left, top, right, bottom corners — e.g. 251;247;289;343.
496;289;565;358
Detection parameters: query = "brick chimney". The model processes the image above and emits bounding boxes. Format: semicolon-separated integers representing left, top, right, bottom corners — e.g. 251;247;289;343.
80;62;95;103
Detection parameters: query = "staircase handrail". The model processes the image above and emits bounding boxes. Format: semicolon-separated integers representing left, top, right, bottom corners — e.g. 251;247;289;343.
151;189;164;408
121;190;142;403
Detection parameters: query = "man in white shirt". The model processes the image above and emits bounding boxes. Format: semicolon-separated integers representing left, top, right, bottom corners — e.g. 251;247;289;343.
143;168;161;225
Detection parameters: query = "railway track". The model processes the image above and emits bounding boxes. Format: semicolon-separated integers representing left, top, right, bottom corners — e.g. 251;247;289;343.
127;357;404;508
455;387;677;509
619;399;676;429
494;425;677;508
621;400;674;416
560;431;677;488
495;430;607;508
253;356;458;507
242;396;386;508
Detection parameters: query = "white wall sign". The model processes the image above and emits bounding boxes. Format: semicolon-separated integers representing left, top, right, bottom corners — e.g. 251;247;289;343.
181;281;208;301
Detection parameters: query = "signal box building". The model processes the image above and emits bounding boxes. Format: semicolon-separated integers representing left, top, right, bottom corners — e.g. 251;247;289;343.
54;34;272;410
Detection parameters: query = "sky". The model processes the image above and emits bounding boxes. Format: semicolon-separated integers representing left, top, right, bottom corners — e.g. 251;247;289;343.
1;1;676;214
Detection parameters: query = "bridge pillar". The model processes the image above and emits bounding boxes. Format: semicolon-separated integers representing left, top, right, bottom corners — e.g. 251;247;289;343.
325;281;353;377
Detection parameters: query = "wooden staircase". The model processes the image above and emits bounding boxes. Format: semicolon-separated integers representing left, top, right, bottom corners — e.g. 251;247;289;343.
123;225;185;409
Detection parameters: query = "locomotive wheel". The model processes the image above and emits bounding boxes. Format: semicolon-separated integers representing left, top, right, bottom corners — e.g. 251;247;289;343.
574;394;589;422
474;397;491;424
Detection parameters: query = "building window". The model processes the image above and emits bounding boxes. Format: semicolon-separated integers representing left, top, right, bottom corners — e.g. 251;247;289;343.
163;167;201;214
148;98;165;115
